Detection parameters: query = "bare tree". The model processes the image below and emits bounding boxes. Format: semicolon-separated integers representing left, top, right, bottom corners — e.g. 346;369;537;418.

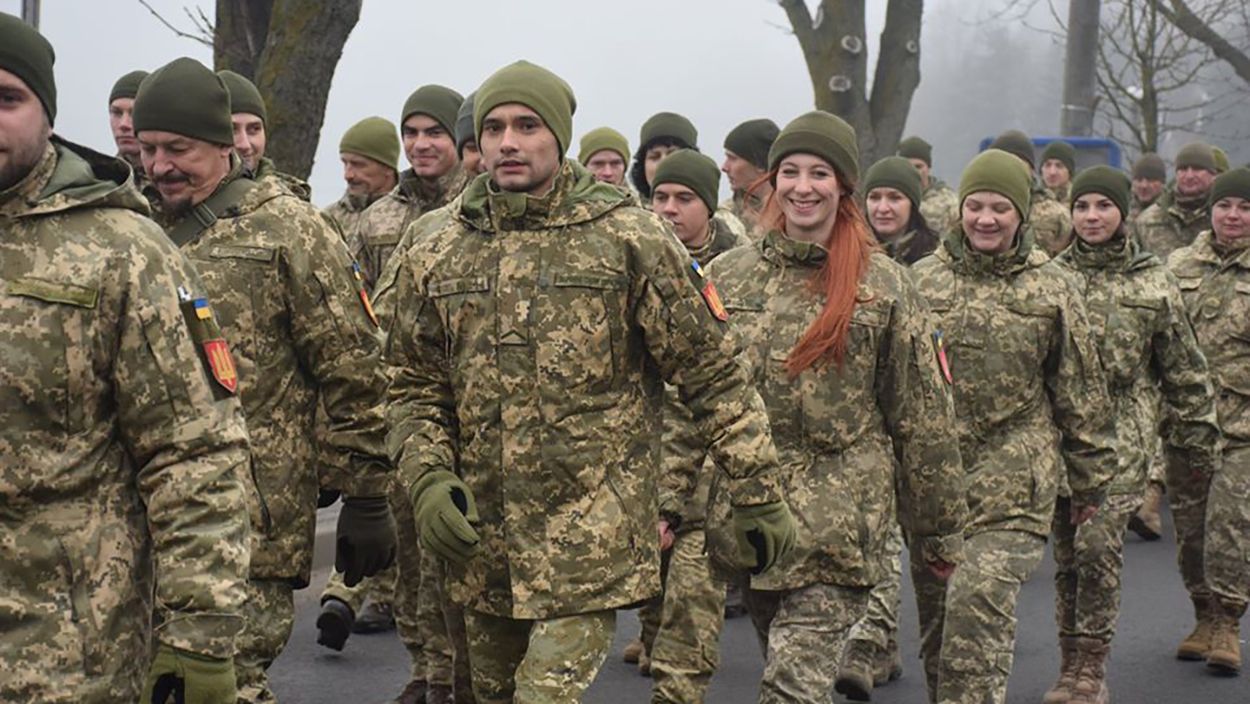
777;0;924;166
1150;0;1250;84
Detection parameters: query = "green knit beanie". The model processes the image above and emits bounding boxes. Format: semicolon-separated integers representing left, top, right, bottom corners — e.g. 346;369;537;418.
959;149;1033;220
578;127;630;165
1175;142;1216;173
1209;167;1250;206
109;70;148;104
768;110;861;187
402;84;464;136
134;57;233;146
340;116;399;173
896;136;933;167
724;118;779;171
1040;140;1076;175
864;156;923;213
1132;153;1166;182
1212;146;1230;174
218;69;267;123
455;91;476;154
1070;165;1131;219
0;12;56;122
989;129;1036;170
640;112;698;149
474;61;577;155
651;149;720;215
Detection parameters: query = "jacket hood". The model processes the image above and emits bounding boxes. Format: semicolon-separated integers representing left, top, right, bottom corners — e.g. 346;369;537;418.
455;159;633;232
940;225;1043;276
15;137;151;218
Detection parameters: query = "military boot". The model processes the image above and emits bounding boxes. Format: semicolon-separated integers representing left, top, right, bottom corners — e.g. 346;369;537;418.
1128;482;1163;541
1068;638;1110;704
834;639;880;701
424;683;453;704
622;638;644;664
351;599;396;634
873;637;903;686
1042;636;1080;704
1206;601;1244;676
1177;597;1215;661
392;679;427;704
315;597;355;651
638;651;652;676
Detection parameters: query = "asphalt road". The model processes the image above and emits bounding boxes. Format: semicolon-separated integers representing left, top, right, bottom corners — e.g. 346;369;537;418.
271;504;1249;703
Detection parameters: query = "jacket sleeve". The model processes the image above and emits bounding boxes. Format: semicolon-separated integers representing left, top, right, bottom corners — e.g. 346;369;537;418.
1154;271;1222;473
657;383;709;527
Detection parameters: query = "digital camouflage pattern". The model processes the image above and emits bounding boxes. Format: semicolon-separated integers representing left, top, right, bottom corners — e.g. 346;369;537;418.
845;527;904;652
877;227;940;266
1052;493;1142;641
1030;184;1074;256
1129;193;1159;224
323;190;386;247
1136;187;1210;259
720;190;765;239
384;159;785;620
752;583;869;704
252;155;311;202
464;609;614;704
235;578;296;703
0;139;251;702
648;530;726;704
919;179;958;234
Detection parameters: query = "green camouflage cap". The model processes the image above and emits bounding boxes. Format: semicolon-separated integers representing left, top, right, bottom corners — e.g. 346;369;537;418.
723;118;779;171
109;70;148;104
768;110;860;187
0;12;56;122
959;148;1033;220
1174;142;1216;173
640;112;698;149
651;149;720;214
1209;167;1250;206
1071;165;1131;218
864;156;923;212
896;136;933;167
402;84;464;136
340;116;399;172
218;70;267;124
578;127;630;165
1132;153;1166;182
1040;140;1076;174
475;60;576;155
989;129;1036;170
134;57;233;146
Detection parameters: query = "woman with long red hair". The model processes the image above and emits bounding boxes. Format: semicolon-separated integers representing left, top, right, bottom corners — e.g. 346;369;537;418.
698;111;968;702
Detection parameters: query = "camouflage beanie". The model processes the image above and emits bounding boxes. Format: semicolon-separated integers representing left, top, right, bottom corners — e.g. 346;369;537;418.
724;118;780;171
1175;142;1216;173
109;70;148;104
1040;140;1076;175
0;12;56;122
455;92;476;155
769;110;861;187
134;57;233;146
651;149;720;215
402;84;464;136
640;112;698;149
864;156;923;213
989;129;1036;170
1212;146;1230;174
474;61;576;155
340;116;399;173
578;127;630;166
1070;165;1131;219
218;70;267;123
896;136;933;167
1132;153;1166;182
959;149;1033;220
1209;167;1250;206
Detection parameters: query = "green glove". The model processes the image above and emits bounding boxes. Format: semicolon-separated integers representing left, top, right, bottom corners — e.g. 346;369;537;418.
413;471;481;564
336;494;397;586
142;643;236;704
733;500;797;575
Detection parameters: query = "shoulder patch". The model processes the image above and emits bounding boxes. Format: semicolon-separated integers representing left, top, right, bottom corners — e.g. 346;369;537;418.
688;259;728;322
350;262;381;328
932;330;952;385
178;286;238;395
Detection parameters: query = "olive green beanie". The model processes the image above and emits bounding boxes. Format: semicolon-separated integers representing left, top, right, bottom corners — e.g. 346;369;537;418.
1212;146;1230;174
768;110;861;187
578;127;630;166
340;116;399;173
724;118;779;171
0;12;56;122
455;92;476;154
109;70;148;104
864;156;923;212
959;149;1033;220
474;60;577;155
651;149;720;215
640;112;698;149
1175;142;1216;173
1132;153;1166;182
1209;167;1250;206
989;129;1036;170
218;69;267;123
1070;165;1131;219
1040;140;1076;175
134;57;233;146
896;136;933;167
401;84;464;136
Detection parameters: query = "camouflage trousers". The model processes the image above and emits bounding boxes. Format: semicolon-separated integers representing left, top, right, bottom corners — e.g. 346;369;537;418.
1205;445;1250;608
235;578;295;704
649;529;727;704
912;530;1046;704
1052;493;1141;641
1161;448;1214;601
846;526;904;651
463;608;614;704
321;561;396;614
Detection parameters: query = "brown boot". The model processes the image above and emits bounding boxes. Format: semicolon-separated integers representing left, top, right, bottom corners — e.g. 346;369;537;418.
872;638;903;686
1128;482;1163;540
1068;638;1110;704
424;683;453;704
622;638;644;664
638;651;651;676
1042;636;1081;704
1206;601;1244;676
834;639;878;701
392;679;427;704
1178;598;1215;661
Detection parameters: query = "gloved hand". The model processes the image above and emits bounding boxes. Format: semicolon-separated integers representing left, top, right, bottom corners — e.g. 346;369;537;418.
732;500;797;575
413;471;481;564
335;494;397;586
141;643;236;704
317;488;341;508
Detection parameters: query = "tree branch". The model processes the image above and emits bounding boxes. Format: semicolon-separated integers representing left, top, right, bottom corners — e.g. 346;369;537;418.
1154;0;1250;83
136;0;212;46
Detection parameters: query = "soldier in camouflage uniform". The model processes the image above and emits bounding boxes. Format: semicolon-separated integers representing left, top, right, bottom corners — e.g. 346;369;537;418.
106;69;148;190
322;116;400;238
1136;142;1219;259
1169;167;1250;676
218;70;311;202
863;155;941;265
1041;140;1076;205
0;18;251;703
578;126;631;187
383;60;796;704
990;129;1074;256
898;135;959;235
1046;166;1221;703
719;118;779;237
1130;153;1167;223
134;57;397;704
910;149;1116;704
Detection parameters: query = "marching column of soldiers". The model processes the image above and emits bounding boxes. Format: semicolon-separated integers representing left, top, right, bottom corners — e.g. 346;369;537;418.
2;12;1249;704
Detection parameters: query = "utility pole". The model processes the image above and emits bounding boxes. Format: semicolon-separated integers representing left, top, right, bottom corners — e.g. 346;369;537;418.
21;0;41;29
1060;0;1100;136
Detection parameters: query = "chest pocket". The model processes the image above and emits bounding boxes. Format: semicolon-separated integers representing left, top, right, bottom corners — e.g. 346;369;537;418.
723;297;766;383
1102;296;1163;386
199;245;280;375
535;270;628;391
428;275;493;367
797;302;888;450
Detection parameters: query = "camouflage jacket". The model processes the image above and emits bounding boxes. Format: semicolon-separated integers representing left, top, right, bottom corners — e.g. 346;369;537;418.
878;227;941;266
920;179;959;234
1030;183;1074;257
1170;232;1250;448
383;159;784;619
166;165;391;586
252;156;311;202
1129;195;1158;224
695;231;967;590
1049;181;1072;207
1136;187;1211;260
350;165;470;288
720;189;765;240
323;190;385;248
1054;234;1220;495
0;140;251;700
911;229;1116;537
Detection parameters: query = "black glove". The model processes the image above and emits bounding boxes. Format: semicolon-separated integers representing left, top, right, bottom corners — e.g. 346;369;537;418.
335;495;396;586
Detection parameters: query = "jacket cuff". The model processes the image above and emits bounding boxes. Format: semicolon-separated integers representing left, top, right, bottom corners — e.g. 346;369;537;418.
154;612;243;660
919;533;965;566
